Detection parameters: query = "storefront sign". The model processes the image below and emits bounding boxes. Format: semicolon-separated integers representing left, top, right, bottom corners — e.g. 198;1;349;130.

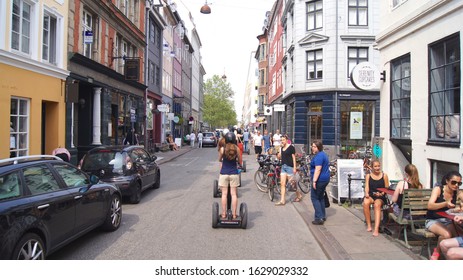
157;104;169;112
84;30;93;44
273;104;285;112
350;111;363;139
350;62;381;91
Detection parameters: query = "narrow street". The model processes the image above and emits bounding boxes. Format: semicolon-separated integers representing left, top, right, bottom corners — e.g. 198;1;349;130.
49;147;326;260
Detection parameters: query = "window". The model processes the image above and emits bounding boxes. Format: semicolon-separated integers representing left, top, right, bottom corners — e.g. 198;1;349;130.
306;49;323;80
428;34;460;143
10;97;29;157
83;9;93;59
24;166;60;195
259;44;266;61
390;54;411;139
306;0;323;31
259;69;266;86
54;164;88;188
0;172;21;200
149;61;154;84
392;0;408;9
149;20;155;44
348;47;369;78
156;66;161;86
11;0;32;54
348;0;368;26
430;161;459;189
42;11;57;65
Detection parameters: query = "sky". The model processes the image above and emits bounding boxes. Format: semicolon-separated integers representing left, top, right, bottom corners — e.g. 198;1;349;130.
174;0;276;122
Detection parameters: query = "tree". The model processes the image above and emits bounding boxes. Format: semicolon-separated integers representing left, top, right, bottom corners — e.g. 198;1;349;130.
203;75;237;129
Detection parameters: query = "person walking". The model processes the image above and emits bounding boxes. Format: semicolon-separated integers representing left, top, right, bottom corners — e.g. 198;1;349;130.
218;132;242;219
190;131;196;148
362;159;390;237
252;130;263;160
123;128;139;145
309;140;331;225
272;129;282;154
275;135;302;206
243;129;250;154
197;131;204;148
262;129;272;154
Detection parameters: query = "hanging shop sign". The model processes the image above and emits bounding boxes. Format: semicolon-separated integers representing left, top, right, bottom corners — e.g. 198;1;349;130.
350;62;381;91
273;104;285;112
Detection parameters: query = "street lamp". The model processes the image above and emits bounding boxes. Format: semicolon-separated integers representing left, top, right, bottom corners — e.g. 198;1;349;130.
200;1;211;14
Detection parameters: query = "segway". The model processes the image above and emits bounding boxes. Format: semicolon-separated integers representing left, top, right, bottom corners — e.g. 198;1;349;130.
212;182;248;229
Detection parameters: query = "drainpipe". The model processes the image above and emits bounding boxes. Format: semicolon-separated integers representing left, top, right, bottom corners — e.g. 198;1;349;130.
334;0;339;155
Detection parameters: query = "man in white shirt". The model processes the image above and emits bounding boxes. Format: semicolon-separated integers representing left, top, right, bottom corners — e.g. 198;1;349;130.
272;129;282;154
190;131;196;148
252;130;263;160
197;131;204;148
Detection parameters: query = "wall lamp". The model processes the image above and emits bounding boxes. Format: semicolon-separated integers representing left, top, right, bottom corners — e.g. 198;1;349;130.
200;1;211;14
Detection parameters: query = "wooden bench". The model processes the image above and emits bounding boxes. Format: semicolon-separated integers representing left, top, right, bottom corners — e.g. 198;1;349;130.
388;188;436;256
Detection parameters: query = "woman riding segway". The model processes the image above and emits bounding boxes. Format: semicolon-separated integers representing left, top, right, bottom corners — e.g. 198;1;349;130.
218;132;242;220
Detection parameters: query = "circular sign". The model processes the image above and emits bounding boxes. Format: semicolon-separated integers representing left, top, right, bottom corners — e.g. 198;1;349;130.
173;116;179;123
350;62;381;91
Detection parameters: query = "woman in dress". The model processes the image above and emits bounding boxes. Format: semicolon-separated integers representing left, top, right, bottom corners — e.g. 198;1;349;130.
363;159;390;236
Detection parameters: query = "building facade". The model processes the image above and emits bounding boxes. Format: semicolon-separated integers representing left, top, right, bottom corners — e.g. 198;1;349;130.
1;0;69;158
376;0;462;185
272;0;381;159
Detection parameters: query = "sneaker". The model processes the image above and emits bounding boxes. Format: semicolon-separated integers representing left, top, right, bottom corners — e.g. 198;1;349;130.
312;219;324;225
322;218;327;222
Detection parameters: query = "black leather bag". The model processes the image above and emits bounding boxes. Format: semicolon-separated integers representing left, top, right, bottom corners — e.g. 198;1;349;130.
324;191;330;208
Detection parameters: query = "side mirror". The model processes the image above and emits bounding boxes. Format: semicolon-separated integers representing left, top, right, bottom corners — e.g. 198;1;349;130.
89;174;100;185
151;155;157;162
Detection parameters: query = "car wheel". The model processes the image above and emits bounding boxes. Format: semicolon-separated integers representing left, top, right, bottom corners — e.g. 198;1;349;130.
102;194;122;231
153;171;161;189
130;182;142;204
12;233;46;260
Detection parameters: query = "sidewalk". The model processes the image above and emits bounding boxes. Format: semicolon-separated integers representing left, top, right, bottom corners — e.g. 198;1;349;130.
292;185;423;260
155;148;423;260
154;145;193;165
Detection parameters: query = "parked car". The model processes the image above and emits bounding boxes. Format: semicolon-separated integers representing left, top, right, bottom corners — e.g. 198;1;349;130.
202;132;218;147
0;155;122;260
79;145;160;204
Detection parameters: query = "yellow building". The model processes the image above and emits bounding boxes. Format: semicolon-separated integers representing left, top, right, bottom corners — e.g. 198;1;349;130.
0;0;69;159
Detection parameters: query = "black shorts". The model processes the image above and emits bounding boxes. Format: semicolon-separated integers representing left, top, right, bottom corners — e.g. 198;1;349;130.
255;146;262;155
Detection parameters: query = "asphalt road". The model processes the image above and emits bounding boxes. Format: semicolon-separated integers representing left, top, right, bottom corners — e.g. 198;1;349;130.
49;147;326;260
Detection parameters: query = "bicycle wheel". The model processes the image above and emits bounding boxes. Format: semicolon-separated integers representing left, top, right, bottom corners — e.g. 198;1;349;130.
298;175;310;194
267;177;275;201
254;169;268;193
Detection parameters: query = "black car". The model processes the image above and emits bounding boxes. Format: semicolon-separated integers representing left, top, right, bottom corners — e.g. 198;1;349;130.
0;155;122;260
80;146;160;204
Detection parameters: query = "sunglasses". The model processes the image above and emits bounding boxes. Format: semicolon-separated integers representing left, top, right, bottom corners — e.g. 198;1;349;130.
450;180;463;186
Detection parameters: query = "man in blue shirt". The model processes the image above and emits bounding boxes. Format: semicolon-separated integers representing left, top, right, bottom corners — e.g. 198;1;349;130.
243;129;250;153
262;129;272;154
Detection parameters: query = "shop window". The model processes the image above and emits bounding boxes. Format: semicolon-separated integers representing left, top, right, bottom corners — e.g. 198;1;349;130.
428;33;460;144
390;54;411;139
10;97;30;157
348;0;368;26
430;161;459;188
308;102;322;146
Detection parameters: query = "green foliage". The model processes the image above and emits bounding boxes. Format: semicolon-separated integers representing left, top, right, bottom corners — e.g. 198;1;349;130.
203;75;237;128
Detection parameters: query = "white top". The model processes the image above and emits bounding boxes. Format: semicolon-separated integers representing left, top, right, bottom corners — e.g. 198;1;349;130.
253;134;263;146
197;132;203;140
190;133;196;140
273;133;281;146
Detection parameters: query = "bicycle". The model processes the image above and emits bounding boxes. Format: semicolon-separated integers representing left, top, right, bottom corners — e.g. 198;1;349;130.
266;160;307;201
253;154;273;193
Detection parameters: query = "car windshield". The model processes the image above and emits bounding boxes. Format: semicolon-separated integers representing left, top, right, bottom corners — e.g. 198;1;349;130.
204;133;214;137
82;151;125;171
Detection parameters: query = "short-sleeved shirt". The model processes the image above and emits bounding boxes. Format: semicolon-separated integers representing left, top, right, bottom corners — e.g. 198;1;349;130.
253;134;263;146
310;151;330;183
273;134;281;147
262;135;271;147
243;132;250;141
197;133;203;140
280;144;295;167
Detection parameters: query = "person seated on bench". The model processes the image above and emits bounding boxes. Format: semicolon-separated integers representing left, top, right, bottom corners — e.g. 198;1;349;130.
426;171;463;256
166;134;179;151
439;216;463;260
363;159;390;237
391;164;423;219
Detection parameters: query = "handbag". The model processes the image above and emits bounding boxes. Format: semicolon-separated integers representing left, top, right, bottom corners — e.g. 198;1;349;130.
324;191;330;208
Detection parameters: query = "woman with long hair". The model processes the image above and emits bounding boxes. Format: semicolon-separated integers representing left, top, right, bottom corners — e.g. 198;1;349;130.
391;164;423;219
363;159;390;236
218;132;242;219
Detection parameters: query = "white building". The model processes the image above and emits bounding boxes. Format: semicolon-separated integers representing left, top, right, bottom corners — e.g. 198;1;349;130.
376;0;462;185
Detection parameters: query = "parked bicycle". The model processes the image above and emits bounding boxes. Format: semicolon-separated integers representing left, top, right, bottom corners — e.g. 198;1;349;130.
254;154;273;193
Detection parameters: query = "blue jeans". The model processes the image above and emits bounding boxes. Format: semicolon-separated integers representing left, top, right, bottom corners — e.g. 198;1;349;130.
244;141;249;152
310;181;329;220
